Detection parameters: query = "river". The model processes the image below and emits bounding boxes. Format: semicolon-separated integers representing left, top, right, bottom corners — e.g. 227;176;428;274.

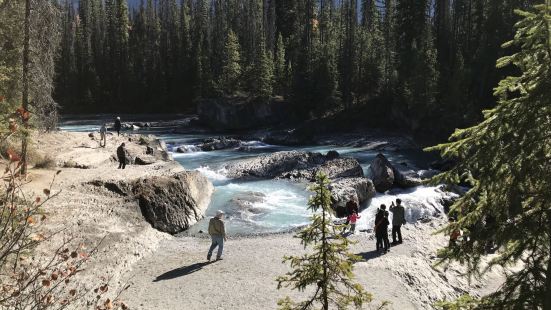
60;116;453;235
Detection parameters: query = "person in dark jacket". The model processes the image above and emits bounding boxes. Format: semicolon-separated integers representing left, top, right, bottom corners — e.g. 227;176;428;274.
117;143;126;169
390;198;406;245
375;204;390;253
114;116;122;136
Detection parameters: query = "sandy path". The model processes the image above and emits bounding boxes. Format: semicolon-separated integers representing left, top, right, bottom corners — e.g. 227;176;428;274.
120;224;504;310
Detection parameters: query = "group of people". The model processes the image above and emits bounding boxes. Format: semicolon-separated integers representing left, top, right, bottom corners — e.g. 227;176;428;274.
98;116;127;169
204;199;407;261
374;199;406;254
342;198;406;254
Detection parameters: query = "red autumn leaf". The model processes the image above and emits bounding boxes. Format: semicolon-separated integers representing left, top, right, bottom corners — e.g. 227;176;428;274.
35;197;41;203
51;272;58;281
21;111;30;122
26;217;35;224
16;106;25;116
0;95;5;102
7;149;20;162
43;188;51;196
42;279;51;287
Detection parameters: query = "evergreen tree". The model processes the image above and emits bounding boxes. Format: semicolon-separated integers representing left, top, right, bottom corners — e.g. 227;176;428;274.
220;30;241;94
253;39;274;98
277;172;372;310
429;3;551;308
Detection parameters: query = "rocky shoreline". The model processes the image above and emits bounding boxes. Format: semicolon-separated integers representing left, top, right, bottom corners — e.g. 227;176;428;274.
24;129;501;309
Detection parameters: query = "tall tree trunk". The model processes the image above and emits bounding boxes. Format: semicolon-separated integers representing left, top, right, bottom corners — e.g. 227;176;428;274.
21;0;31;176
544;211;551;309
321;204;329;310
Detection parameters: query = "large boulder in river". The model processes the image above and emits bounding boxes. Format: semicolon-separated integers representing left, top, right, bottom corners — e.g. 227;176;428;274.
370;154;395;192
224;151;363;181
200;137;242;151
330;177;375;208
132;171;214;234
369;153;422;192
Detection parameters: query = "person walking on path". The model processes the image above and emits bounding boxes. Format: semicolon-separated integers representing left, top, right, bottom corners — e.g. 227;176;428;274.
347;211;361;234
114;116;122;136
375;205;390;253
390;198;406;245
117;143;127;169
207;210;226;261
99;123;107;147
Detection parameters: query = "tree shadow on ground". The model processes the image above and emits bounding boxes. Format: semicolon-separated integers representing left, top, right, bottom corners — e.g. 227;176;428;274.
153;261;212;282
355;250;381;262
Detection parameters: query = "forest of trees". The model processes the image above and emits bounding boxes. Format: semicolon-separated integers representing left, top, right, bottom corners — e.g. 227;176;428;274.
55;0;539;135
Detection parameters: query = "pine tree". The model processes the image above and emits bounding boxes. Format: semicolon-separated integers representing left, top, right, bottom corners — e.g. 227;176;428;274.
253;39;274;98
277;172;372;310
428;2;551;308
220;30;241;94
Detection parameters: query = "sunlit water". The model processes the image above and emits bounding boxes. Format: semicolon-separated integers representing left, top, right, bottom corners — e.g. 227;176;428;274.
60;118;451;235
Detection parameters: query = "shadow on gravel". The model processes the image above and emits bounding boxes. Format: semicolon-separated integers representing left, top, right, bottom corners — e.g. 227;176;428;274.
154;262;212;282
355;250;380;262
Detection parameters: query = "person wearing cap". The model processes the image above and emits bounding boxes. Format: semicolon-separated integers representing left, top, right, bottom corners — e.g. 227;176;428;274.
207;210;226;261
114;116;122;136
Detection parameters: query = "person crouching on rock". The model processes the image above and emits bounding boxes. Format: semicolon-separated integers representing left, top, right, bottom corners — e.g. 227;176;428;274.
207;210;226;261
117;143;127;169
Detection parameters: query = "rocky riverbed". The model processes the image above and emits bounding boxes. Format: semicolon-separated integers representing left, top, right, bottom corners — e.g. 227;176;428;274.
22;129;505;309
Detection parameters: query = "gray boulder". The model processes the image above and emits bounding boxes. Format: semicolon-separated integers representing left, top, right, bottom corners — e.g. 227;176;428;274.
330;177;375;207
134;155;157;165
132;171;214;234
370;154;395;192
224;151;363;181
176;145;201;153
200;137;242;151
369;153;422;192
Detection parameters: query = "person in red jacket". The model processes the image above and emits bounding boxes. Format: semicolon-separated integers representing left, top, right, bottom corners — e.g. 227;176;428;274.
347;211;361;234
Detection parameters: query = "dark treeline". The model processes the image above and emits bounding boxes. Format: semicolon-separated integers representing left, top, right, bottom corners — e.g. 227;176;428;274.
55;0;539;135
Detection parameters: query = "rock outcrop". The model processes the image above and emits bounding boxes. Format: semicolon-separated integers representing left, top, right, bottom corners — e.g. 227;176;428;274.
132;171;214;234
369;153;422;192
197;96;291;130
89;171;214;234
370;154;395;192
224;151;363;181
199;137;242;151
116;136;172;164
330;177;375;207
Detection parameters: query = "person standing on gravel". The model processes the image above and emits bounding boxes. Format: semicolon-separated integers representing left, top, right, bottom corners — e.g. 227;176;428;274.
114;116;122;136
99;123;107;147
390;198;406;245
207;210;227;261
375;205;390;253
117;142;127;169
